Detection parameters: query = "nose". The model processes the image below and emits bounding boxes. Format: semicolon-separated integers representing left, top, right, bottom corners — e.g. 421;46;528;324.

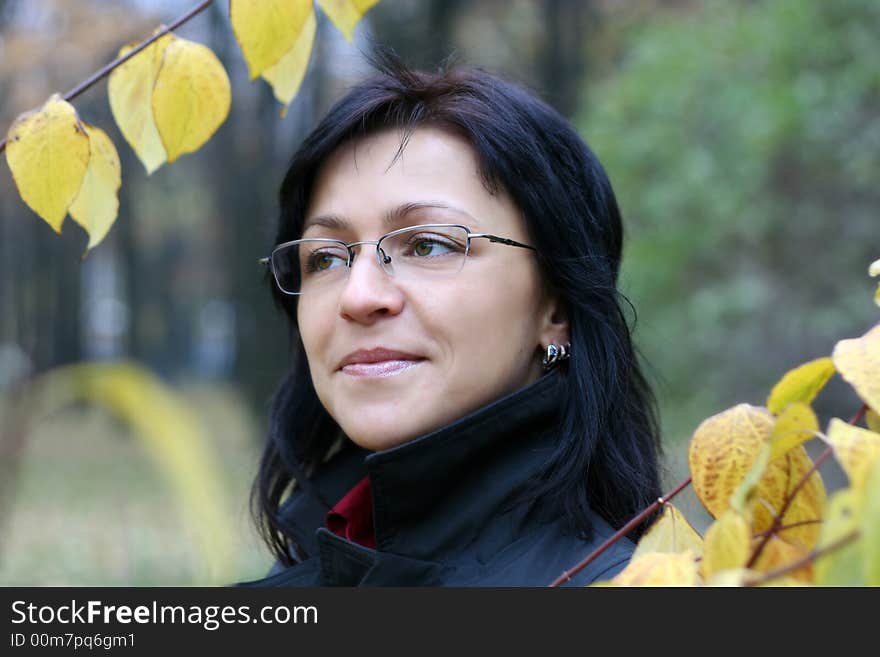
337;246;405;323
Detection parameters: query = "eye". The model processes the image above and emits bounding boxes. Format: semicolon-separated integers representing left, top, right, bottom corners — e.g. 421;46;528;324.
407;235;459;258
305;249;346;273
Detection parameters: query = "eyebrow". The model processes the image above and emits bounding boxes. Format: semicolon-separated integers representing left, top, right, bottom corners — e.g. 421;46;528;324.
302;201;477;233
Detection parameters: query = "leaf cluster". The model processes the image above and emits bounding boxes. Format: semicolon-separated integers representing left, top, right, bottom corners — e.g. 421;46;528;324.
2;0;379;252
599;283;880;586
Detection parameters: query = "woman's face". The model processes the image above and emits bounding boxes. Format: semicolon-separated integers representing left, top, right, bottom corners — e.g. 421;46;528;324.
297;127;568;451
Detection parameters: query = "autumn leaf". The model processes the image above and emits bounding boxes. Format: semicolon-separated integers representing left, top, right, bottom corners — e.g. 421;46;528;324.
766;357;835;416
108;34;173;174
229;0;312;79
814;488;863;586
689;404;773;517
609;551;700;586
701;509;751;580
861;459;880;585
770;402;820;460
5;94;90;232
832;323;880;414
68;123;121;251
318;0;380;41
689;403;825;550
825;418;880;493
263;9;317;116
633;503;703;559
704;568;759;586
867;409;880;434
151;37;231;163
776;446;825;550
750;535;812;582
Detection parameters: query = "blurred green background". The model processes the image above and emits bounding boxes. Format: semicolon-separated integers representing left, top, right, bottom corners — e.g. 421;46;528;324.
1;0;877;585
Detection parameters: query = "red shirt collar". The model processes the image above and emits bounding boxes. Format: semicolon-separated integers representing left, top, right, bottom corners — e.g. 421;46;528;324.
325;475;376;549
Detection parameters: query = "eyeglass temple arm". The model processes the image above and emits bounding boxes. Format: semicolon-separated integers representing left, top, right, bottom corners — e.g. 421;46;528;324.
470;233;537;251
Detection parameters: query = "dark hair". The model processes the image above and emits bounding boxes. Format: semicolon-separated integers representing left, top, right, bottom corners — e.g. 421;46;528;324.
251;50;662;566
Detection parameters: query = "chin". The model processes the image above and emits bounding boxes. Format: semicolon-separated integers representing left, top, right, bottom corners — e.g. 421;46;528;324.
344;425;419;452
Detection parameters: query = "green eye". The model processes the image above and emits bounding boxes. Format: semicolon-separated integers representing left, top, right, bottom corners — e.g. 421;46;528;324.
315;253;334;270
411;238;455;257
306;250;346;273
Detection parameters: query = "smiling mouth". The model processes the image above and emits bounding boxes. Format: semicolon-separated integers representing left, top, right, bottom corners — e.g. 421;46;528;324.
341;359;425;378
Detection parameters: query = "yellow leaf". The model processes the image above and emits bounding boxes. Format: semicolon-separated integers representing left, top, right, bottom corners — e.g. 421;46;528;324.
750;535;812;582
689;404;825;549
705;568;808;586
151;38;231;163
774;446;825;550
701;509;751;580
5;94;90;231
729;442;772;514
688;404;774;517
263;9;317;116
766;357;835;416
826;418;880;493
867;409;880;433
704;568;759;586
610;551;699;586
318;0;380;41
832;323;880;415
814;488;864;586
68;123;121;250
633;503;703;559
229;0;312;79
108;34;172;174
770;402;819;459
862;459;880;585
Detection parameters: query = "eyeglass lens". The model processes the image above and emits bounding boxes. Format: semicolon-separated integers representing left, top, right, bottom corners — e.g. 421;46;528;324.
271;225;470;295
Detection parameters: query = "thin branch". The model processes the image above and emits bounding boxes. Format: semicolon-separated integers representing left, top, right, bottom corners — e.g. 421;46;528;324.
850;403;868;427
744;531;859;586
752;518;821;539
746;402;867;568
547;475;692;587
0;0;214;154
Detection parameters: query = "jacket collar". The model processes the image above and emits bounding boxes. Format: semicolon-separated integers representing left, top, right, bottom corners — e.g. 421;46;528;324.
365;369;563;559
281;369;564;561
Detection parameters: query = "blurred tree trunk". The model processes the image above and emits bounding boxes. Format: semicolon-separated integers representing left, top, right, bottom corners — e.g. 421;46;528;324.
538;0;596;118
425;0;466;67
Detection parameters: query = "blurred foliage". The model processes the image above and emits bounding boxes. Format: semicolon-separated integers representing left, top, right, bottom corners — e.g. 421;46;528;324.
578;0;880;448
0;378;270;585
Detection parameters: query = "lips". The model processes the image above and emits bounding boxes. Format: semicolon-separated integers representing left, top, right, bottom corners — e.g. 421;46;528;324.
338;347;426;377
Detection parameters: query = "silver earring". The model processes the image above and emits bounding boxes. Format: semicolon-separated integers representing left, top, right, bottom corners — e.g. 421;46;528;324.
542;342;571;370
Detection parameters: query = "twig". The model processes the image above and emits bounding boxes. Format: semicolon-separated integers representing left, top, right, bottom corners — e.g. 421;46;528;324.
752;518;821;539
744;531;859;586
0;0;214;154
547;475;692;587
746;402;868;568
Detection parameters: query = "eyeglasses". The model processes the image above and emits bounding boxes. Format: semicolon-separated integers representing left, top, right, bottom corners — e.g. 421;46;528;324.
259;223;536;296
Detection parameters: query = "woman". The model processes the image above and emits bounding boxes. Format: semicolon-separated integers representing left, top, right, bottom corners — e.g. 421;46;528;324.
239;52;662;587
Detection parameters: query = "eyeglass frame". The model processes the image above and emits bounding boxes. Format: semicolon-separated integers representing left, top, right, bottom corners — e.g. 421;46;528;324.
258;222;537;296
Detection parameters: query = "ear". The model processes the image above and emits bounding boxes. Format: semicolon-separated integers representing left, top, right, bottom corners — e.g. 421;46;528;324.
537;292;570;350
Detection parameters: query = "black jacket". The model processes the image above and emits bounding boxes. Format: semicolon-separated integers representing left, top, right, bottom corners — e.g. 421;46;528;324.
237;369;634;586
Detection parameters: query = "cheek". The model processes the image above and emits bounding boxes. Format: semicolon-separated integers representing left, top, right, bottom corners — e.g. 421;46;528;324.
297;298;332;366
431;268;542;367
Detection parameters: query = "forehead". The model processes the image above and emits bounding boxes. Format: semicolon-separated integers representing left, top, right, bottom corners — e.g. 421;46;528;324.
303;127;523;237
